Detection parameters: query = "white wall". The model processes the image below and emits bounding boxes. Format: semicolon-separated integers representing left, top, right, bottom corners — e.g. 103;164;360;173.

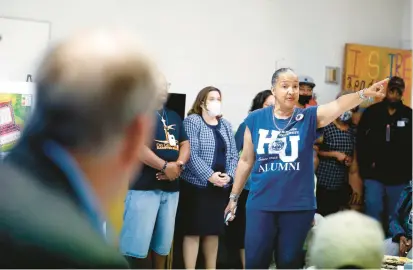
401;0;412;49
0;0;409;127
0;17;50;82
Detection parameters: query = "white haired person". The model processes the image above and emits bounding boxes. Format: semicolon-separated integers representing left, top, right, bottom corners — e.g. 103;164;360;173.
308;211;385;269
225;67;388;269
0;30;162;268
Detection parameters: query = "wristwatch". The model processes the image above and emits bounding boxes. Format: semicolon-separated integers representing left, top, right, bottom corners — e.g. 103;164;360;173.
177;160;186;170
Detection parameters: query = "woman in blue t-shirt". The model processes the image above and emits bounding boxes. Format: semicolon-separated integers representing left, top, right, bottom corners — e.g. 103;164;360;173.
226;90;275;268
225;67;388;269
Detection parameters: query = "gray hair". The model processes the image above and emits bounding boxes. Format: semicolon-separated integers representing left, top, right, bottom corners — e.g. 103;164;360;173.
31;29;162;153
271;67;295;86
308;210;384;269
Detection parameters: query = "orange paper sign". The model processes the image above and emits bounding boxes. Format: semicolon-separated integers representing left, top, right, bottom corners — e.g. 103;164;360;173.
343;43;412;107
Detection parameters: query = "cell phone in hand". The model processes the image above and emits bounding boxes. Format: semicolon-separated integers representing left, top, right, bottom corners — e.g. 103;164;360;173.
224;207;237;223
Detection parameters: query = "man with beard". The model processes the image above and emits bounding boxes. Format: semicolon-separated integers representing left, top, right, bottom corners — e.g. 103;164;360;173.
297;75;316;108
357;76;412;233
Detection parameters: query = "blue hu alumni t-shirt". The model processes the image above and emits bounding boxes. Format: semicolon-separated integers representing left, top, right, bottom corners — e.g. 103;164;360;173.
244;105;319;211
131;108;188;192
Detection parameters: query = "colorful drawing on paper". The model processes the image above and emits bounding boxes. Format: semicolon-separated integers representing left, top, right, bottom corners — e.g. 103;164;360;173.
0;93;33;156
343;43;412;108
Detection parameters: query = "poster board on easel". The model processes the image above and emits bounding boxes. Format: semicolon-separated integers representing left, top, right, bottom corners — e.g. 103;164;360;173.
343;43;412;108
0;82;35;160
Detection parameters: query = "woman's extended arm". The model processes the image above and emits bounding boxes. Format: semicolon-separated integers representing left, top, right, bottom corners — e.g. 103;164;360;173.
317;79;388;128
230;126;255;196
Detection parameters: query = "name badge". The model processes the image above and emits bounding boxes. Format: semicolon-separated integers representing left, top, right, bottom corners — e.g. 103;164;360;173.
168;133;177;146
397;120;405;127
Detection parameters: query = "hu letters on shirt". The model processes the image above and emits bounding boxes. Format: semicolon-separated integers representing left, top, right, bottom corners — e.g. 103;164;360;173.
256;128;300;172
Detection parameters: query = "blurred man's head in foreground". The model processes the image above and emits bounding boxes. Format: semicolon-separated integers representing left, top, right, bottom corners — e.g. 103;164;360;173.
33;29;163;210
308;210;384;269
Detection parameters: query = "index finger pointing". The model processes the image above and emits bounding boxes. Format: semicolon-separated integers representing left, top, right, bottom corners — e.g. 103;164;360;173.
372;78;390;87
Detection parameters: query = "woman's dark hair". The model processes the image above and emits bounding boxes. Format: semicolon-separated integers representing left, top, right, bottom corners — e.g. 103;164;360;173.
249;90;273;112
271;67;295;86
187;86;222;117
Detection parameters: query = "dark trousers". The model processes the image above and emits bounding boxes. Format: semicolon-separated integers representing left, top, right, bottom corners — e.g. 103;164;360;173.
245;209;314;269
316;185;351;217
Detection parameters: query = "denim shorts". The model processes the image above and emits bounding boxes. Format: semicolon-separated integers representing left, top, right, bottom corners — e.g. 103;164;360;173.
119;190;179;258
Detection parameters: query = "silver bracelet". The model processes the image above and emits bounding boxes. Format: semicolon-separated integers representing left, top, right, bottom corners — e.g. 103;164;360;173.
229;193;239;201
358;89;374;102
357;89;368;100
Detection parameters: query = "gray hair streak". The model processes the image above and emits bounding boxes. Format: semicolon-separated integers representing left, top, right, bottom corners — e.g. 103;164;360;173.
31;29;163;153
308;210;384;269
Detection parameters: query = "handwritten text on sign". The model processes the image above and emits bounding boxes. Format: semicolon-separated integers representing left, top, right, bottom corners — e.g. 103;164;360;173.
343;43;412;107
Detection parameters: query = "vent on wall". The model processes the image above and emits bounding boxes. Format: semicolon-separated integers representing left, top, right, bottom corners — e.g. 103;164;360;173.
325;66;340;84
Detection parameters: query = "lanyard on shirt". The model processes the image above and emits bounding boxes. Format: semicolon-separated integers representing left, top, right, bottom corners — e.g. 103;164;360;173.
157;109;169;126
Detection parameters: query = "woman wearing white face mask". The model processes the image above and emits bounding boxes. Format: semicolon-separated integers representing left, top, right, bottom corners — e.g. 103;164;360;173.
315;90;360;217
178;86;238;269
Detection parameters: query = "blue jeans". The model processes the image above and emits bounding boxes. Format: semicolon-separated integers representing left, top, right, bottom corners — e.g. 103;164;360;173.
245;209;314;269
364;179;405;233
119;190;179;258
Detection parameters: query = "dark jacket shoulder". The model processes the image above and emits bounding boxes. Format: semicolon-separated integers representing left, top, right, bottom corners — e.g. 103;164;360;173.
0;162;129;269
0;148;129;268
364;102;382;112
364;101;412;114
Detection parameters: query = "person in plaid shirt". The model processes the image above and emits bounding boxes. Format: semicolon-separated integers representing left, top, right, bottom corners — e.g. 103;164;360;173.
315;90;358;216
